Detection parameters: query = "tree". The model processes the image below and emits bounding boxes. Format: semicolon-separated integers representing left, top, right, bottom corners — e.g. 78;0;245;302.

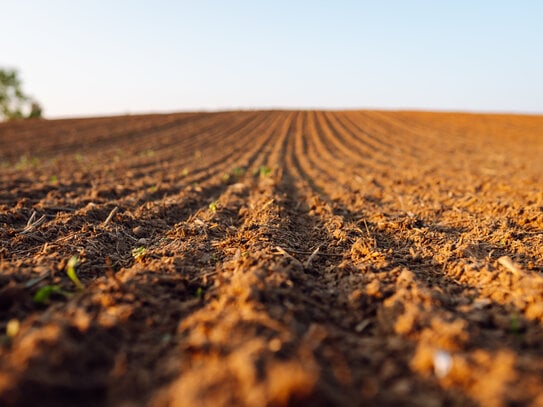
28;101;43;119
0;68;43;121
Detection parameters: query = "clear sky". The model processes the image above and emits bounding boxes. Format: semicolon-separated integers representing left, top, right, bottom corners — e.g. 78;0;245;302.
2;1;542;117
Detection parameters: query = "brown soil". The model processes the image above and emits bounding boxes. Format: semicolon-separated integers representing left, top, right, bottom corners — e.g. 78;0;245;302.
1;110;543;406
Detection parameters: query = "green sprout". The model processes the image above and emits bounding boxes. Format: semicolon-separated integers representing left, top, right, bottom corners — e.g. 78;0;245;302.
232;167;246;178
256;165;273;178
66;256;84;291
33;285;70;304
50;175;58;184
223;167;246;182
209;201;218;213
15;155;39;170
132;246;147;261
196;287;203;299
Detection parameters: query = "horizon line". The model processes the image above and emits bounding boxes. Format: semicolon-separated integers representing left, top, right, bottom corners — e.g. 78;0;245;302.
40;106;543;121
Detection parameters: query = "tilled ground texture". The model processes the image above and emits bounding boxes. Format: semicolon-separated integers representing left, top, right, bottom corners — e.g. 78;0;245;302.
1;111;543;406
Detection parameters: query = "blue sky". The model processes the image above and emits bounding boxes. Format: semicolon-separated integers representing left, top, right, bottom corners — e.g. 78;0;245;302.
2;1;542;117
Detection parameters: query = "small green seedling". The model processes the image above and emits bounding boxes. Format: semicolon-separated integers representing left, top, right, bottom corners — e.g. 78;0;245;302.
50;175;58;184
33;285;70;304
257;165;273;178
196;287;203;299
66;256;85;291
224;167;246;182
16;155;39;170
232;167;246;178
132;246;147;261
209;201;218;213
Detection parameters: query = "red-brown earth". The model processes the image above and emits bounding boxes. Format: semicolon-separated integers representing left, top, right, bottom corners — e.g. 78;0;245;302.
1;110;543;406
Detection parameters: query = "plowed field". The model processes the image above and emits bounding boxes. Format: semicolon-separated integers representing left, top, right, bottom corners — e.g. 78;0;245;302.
1;111;543;406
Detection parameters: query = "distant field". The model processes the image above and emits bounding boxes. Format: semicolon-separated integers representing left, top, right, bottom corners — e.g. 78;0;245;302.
1;110;543;406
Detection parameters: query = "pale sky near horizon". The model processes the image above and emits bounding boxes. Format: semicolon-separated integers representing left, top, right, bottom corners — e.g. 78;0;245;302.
2;1;542;118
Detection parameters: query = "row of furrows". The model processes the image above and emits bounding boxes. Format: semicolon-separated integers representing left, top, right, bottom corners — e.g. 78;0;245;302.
300;111;462;221
0;114;295;405
335;111;430;173
325;111;435;203
313;111;401;190
324;113;538;302
2;111;543;406
285;111;359;205
252;111;467;404
129;111;292;248
8;112;254;181
0;113;302;406
118;112;253;174
148;110;354;405
393;111;543;145
366;111;437;144
0;113;261;211
280;111;543;405
0;113;287;270
371;111;497;176
327;111;406;168
0;188;234;407
292;111;400;205
0;111;190;141
96;111;263;190
342;111;401;148
338;111;419;160
102;112;303;405
45;113;202;158
110;111;353;405
152;112;284;189
0;113;196;162
0;113;208;206
348;111;543;315
368;111;543;181
1;112;262;216
98;170;272;406
0;113;153;145
319;112;393;171
104;110;297;183
119;111;288;219
361;113;543;405
58;110;541;406
245;111;296;173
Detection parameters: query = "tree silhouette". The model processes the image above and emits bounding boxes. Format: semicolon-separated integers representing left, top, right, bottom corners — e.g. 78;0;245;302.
0;68;42;121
